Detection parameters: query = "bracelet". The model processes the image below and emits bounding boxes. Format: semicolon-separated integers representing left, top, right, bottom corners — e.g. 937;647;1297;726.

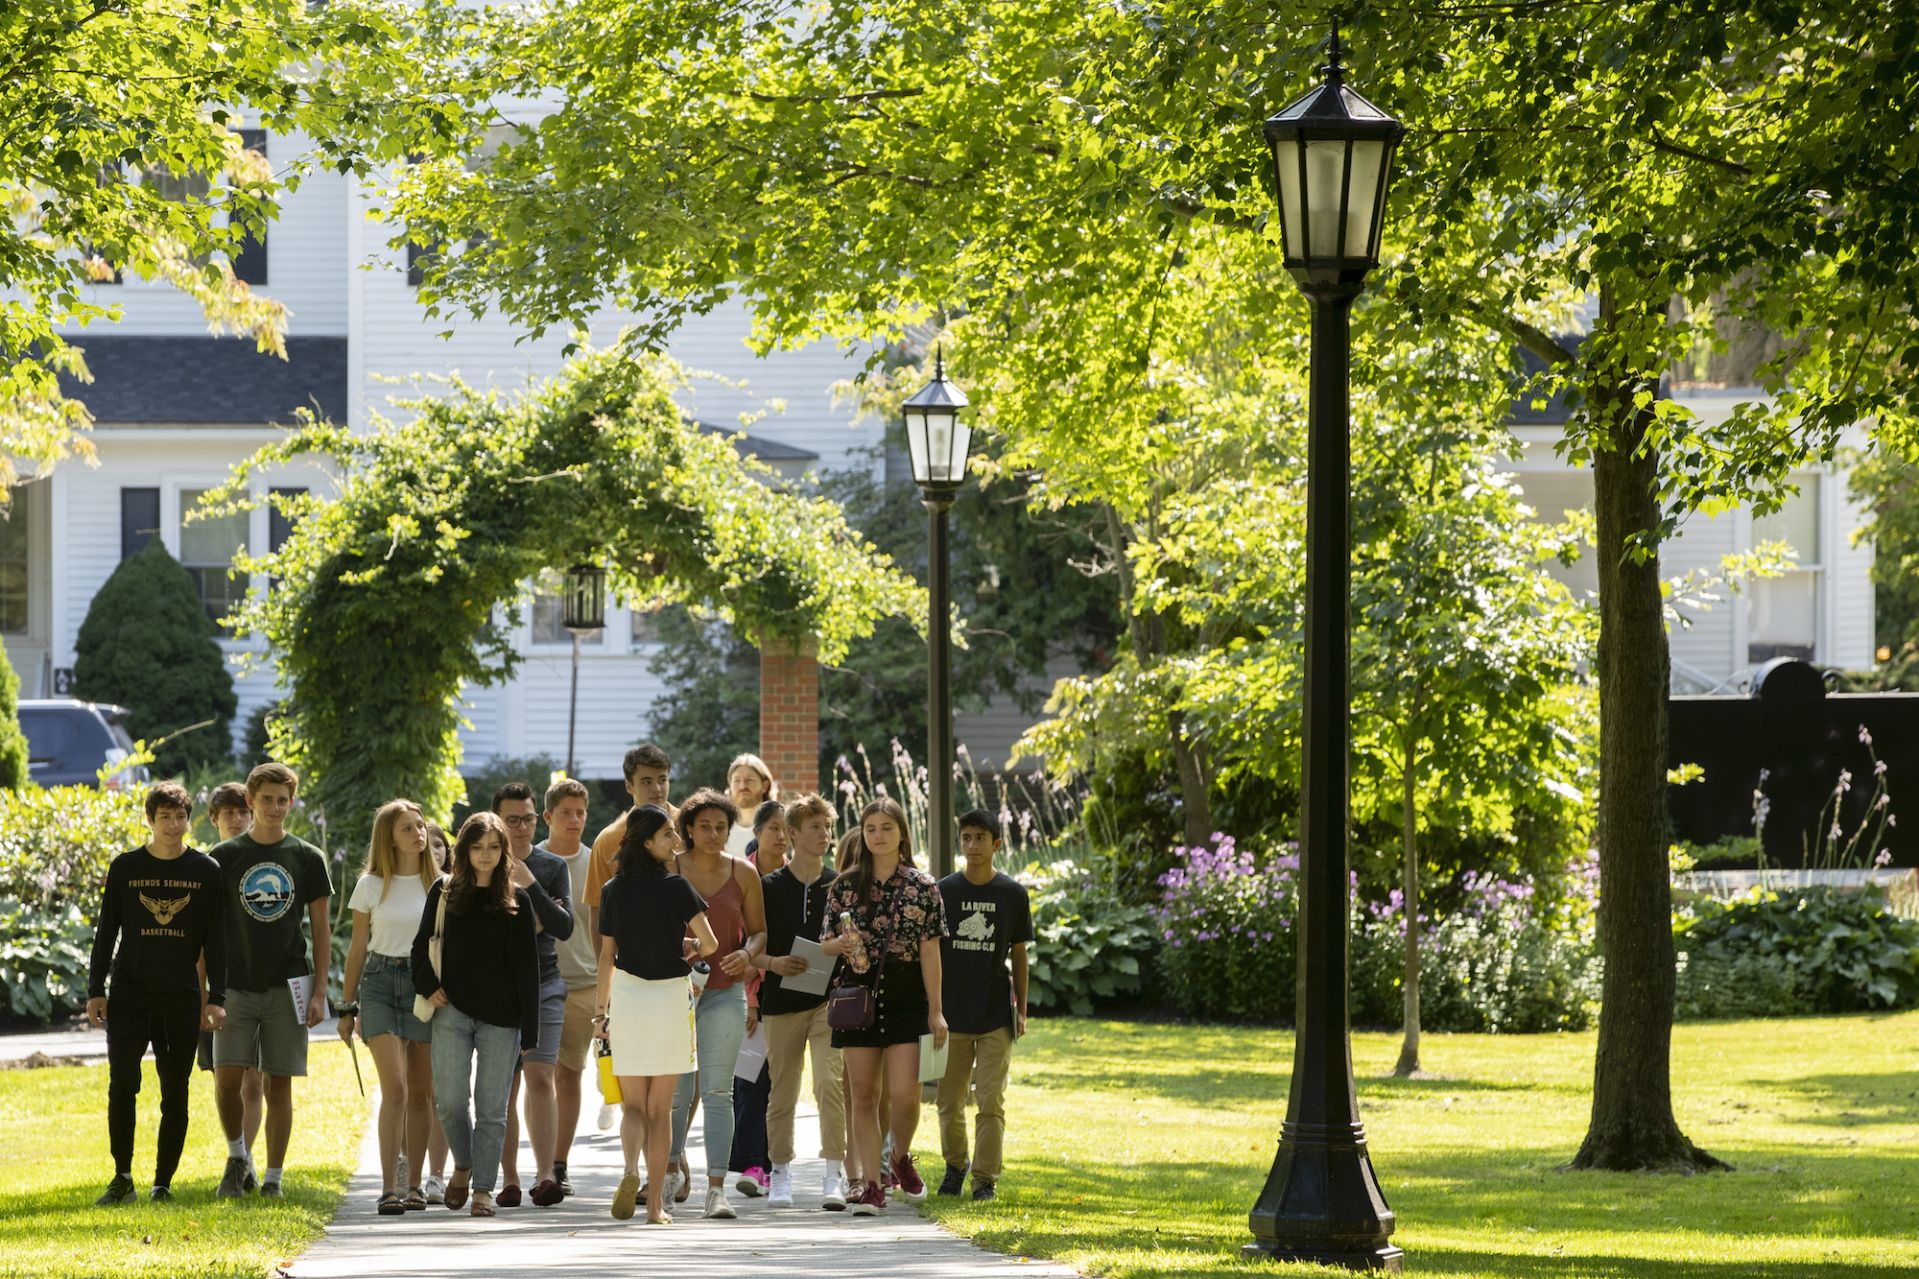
336;1001;360;1016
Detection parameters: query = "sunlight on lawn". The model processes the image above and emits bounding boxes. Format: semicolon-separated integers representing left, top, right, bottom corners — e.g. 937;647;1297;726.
0;1042;366;1279
923;1014;1919;1279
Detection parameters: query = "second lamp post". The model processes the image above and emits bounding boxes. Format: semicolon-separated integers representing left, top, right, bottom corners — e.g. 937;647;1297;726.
902;348;971;880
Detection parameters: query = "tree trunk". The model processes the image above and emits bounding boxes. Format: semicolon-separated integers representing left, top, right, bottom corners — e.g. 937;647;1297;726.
1170;708;1215;849
1570;354;1728;1173
1393;728;1421;1077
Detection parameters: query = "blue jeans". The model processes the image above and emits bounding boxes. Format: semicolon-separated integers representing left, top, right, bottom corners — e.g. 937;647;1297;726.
670;982;747;1179
430;1005;520;1193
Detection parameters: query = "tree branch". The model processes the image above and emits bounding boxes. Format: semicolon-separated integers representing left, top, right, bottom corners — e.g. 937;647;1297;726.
1503;314;1578;366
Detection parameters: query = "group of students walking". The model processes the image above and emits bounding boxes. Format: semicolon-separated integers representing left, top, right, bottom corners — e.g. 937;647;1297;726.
86;745;1033;1227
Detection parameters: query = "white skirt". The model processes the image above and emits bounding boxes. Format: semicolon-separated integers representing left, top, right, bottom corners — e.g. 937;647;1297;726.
608;968;697;1077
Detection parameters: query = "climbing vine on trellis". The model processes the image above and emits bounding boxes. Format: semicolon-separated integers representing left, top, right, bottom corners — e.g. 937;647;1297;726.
204;348;923;853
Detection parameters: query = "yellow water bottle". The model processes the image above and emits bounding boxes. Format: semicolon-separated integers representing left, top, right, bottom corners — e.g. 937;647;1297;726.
597;1037;621;1106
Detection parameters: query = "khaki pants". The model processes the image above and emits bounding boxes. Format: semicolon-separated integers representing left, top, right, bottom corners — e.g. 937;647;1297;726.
764;1003;845;1164
937;1026;1014;1181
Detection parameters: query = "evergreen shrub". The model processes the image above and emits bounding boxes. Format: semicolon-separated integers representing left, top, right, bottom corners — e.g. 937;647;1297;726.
72;540;237;776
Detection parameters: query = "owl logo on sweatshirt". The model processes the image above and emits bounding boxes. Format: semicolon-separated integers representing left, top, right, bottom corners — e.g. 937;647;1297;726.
140;892;190;927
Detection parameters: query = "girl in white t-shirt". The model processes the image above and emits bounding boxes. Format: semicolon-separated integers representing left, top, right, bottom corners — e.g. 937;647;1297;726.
339;799;441;1214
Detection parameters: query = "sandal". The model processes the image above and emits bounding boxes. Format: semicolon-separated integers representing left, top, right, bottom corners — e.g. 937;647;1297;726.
470;1189;496;1218
377;1191;405;1216
445;1170;471;1212
403;1187;427;1211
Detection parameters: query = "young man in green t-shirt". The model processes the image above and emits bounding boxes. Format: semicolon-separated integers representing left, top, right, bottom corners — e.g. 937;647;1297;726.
210;762;332;1198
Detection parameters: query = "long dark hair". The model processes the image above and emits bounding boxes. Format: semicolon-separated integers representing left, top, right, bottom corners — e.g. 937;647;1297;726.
675;788;740;851
616;804;675;880
850;797;914;903
447;812;513;915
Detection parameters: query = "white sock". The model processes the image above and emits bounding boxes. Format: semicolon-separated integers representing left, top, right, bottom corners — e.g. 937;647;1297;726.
228;1138;247;1159
264;1167;283;1187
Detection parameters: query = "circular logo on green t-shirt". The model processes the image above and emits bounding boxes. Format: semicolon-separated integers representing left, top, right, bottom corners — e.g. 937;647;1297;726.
240;862;296;923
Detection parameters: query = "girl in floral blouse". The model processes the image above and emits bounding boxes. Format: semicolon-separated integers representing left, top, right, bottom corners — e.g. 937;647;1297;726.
820;798;947;1214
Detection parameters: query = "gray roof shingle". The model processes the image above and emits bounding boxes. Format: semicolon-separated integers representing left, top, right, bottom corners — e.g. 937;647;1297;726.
58;335;349;426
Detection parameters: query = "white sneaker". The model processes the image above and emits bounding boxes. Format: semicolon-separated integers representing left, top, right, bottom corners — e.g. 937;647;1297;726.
820;1168;847;1211
663;1169;685;1204
423;1174;445;1205
704;1185;736;1219
597;1103;617;1132
767;1165;793;1207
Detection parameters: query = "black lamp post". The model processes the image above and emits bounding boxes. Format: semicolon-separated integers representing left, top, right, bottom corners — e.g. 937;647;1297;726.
1245;26;1404;1274
901;348;971;879
561;562;606;779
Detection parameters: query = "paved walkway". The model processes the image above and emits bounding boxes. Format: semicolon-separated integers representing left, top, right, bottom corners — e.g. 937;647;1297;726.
289;1094;1078;1279
0;1017;339;1066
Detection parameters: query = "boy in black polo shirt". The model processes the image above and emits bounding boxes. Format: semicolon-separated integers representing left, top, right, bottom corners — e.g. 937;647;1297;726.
87;781;228;1204
935;809;1033;1202
753;793;847;1209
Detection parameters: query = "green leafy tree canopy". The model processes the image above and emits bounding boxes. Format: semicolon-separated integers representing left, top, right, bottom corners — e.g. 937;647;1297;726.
206;347;924;854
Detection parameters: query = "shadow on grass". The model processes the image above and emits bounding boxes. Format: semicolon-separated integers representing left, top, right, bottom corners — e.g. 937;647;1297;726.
1026;1063;1532;1108
933;1148;1919;1279
1771;1072;1919;1127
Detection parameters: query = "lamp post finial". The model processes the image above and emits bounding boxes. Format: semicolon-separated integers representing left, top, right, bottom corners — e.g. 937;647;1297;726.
1324;18;1345;85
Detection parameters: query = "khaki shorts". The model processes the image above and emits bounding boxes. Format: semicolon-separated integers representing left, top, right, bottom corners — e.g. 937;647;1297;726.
557;984;597;1072
214;986;308;1078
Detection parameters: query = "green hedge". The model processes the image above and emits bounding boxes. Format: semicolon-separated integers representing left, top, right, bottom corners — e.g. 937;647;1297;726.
0;635;27;791
1676;886;1919;1016
0;784;148;1021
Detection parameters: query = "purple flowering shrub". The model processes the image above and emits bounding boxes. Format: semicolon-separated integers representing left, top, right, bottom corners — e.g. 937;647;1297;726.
1152;835;1301;1021
1352;857;1601;1033
1155;834;1600;1030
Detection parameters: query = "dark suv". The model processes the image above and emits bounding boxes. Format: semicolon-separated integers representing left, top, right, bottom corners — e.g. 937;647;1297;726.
18;700;148;790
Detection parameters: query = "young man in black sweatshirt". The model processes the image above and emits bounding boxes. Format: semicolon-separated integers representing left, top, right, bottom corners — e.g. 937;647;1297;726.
87;781;228;1205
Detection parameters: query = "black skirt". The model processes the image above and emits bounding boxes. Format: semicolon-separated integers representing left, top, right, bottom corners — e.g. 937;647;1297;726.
831;959;929;1049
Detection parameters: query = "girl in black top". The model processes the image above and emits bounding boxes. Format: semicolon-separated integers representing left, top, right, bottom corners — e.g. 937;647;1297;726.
594;805;718;1224
820;798;947;1214
412;812;538;1217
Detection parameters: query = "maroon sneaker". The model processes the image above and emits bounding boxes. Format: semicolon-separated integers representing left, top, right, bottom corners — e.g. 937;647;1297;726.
889;1153;926;1203
530;1177;565;1207
848;1180;886;1216
495;1183;523;1208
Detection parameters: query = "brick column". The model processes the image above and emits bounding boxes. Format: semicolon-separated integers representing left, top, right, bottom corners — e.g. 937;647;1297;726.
759;636;820;797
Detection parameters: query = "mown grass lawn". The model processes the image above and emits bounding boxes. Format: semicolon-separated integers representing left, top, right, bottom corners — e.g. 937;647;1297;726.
923;1013;1919;1279
0;1040;366;1279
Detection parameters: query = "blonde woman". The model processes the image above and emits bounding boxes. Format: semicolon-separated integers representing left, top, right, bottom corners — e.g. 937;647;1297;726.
339;800;440;1214
723;754;776;857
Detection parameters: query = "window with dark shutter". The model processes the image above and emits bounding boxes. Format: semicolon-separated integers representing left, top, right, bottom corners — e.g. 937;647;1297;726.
120;488;160;560
232;130;269;285
268;487;306;552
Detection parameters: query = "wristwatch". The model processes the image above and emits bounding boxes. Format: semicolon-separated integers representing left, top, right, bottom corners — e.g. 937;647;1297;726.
335;1001;361;1017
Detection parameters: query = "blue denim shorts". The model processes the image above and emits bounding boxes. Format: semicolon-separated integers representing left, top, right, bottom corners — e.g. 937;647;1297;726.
360;953;430;1044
